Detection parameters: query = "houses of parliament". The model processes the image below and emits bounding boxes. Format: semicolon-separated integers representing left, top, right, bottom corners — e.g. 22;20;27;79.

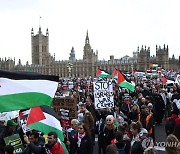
0;27;180;77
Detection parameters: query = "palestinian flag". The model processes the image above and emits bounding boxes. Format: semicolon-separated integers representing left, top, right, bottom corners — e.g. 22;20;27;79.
117;70;135;92
27;106;68;154
0;70;59;112
96;68;111;78
162;76;174;85
112;68;118;79
149;63;158;68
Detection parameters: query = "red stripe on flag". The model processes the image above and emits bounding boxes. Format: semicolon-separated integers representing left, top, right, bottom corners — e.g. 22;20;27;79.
162;76;167;85
96;68;102;76
117;71;126;84
27;107;46;125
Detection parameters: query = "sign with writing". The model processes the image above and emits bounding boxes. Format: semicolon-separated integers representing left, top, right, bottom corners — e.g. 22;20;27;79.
68;81;74;89
93;79;114;109
60;109;70;120
60;119;71;129
0;111;19;121
52;98;77;119
4;134;24;153
19;110;32;133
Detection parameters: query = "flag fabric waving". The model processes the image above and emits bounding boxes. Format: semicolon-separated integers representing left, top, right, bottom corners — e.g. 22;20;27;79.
112;68;118;79
162;76;167;85
27;106;68;154
96;68;111;78
162;76;174;85
117;70;135;92
0;70;59;112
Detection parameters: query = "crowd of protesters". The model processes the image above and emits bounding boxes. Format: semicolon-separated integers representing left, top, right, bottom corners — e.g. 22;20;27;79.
0;72;180;154
57;73;180;154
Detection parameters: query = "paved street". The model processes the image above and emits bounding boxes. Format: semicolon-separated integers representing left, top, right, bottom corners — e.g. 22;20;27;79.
154;119;166;154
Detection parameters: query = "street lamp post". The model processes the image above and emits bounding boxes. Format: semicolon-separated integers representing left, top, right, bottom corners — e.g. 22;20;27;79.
67;62;73;78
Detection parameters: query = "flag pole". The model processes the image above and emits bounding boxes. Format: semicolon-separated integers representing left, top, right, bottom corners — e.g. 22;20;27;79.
39;16;42;27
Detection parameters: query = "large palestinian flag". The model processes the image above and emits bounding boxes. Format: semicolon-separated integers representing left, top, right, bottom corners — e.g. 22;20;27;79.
0;70;59;112
117;70;135;92
27;106;68;154
96;68;111;78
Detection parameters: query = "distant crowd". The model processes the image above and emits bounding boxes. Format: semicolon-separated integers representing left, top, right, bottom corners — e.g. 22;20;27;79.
0;73;180;154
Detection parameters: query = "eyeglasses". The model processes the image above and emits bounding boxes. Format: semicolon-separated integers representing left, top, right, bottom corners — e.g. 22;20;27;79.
106;119;112;121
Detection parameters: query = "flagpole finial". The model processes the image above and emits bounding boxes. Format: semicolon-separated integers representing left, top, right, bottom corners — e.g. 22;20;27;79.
39;16;42;28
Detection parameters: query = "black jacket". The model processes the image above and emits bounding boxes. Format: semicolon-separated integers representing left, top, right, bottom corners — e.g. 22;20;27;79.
71;133;93;154
21;140;45;154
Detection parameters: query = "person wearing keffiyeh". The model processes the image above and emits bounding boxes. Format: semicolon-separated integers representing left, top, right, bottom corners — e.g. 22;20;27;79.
71;123;93;154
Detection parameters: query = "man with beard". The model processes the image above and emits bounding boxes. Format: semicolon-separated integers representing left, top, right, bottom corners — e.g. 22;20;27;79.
45;132;65;154
22;131;45;154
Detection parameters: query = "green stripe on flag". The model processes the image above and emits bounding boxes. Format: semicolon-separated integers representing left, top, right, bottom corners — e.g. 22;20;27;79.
28;122;68;153
0;92;52;112
28;122;64;142
118;81;135;92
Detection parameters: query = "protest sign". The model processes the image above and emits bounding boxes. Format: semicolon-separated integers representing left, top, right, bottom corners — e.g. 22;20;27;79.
4;134;24;153
19;110;32;133
0;111;19;121
60;109;69;120
68;81;74;89
93;79;114;109
52;97;77;119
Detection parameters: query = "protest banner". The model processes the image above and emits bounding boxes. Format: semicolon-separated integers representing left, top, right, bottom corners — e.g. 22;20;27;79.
52;97;77;120
68;81;74;89
93;79;114;109
19;110;32;133
4;134;24;153
0;111;19;121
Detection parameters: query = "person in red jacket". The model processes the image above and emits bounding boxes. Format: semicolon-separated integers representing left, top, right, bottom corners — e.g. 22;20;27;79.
45;132;65;154
165;103;180;135
166;103;180;125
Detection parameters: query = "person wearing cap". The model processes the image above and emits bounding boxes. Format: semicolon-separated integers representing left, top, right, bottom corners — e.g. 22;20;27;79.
0;120;18;153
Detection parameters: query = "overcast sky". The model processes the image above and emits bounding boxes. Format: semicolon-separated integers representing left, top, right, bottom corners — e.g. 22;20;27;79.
0;0;180;64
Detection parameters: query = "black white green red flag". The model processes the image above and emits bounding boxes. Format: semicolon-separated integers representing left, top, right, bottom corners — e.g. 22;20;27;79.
27;106;68;154
96;68;111;78
0;70;59;112
117;70;135;92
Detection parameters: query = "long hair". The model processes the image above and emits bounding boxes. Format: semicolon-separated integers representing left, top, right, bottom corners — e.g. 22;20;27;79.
84;111;94;131
130;121;142;133
173;124;180;141
165;134;180;154
131;104;140;113
78;122;91;136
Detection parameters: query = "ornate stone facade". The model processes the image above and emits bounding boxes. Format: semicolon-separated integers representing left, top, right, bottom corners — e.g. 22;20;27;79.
0;27;179;77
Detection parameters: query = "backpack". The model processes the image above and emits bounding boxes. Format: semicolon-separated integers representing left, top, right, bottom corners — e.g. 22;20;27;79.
117;145;125;154
165;117;177;135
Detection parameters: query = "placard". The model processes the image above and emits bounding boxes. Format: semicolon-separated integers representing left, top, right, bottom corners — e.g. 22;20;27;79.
4;134;24;153
52;98;77;119
93;79;114;109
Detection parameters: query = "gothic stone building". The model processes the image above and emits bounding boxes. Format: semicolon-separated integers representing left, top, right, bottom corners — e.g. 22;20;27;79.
0;27;180;77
